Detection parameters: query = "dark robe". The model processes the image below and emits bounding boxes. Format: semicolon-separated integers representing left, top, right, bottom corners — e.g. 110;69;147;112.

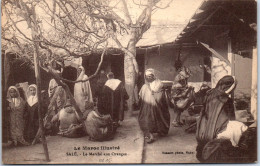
196;88;235;162
3;99;10;143
96;73;108;97
24;103;39;143
138;80;170;137
201;127;257;163
97;79;128;122
24;98;48;143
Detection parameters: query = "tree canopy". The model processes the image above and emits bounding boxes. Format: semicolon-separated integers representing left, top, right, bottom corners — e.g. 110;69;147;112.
2;0;174;59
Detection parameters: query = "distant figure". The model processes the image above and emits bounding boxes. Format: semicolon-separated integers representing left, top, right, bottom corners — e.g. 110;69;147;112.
51;99;85;138
97;72;128;124
196;75;237;162
24;84;40;143
85;109;115;141
96;70;107;98
48;69;67;114
171;66;194;127
15;83;27;100
133;72;142;110
48;78;58;98
74;66;93;112
48;82;67;114
7;86;30;146
48;63;63;98
138;69;170;143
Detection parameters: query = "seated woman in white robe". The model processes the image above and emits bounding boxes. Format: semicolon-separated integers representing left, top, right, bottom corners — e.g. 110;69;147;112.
74;66;93;112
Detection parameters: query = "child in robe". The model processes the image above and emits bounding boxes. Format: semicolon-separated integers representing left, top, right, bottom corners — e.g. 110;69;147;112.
7;86;30;146
24;84;40;143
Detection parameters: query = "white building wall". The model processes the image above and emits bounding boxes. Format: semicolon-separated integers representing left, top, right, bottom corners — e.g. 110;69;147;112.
211;56;231;88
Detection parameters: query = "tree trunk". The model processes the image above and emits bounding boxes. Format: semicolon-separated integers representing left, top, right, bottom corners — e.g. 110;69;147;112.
30;5;50;162
33;42;50;162
124;33;138;116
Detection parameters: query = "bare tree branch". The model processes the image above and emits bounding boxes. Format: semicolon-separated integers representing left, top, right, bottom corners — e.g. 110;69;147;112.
132;0;146;7
56;1;96;34
60;43;107;83
110;33;139;74
154;0;173;9
121;0;132;25
41;0;104;39
5;8;34;42
5;4;94;58
47;67;84;121
39;42;107;84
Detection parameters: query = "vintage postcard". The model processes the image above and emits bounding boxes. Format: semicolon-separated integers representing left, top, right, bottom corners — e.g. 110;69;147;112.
1;0;257;164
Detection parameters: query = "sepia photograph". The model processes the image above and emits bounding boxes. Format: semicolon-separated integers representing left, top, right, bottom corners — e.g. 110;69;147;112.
1;0;257;164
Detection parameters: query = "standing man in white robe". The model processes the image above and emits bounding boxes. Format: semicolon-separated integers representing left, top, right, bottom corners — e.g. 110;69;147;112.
74;66;93;112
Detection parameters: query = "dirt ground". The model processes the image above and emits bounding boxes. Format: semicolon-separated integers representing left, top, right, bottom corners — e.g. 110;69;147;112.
2;113;144;164
142;108;199;163
2;109;199;164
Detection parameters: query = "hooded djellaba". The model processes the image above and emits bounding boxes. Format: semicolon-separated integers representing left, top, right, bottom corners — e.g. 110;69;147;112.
196;75;237;162
74;66;93;113
138;68;170;144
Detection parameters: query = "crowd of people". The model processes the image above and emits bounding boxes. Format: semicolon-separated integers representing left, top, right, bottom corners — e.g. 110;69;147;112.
4;64;256;163
4;64;130;146
138;67;256;163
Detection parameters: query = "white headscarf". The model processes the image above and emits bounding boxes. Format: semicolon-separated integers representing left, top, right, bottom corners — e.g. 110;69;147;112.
145;68;155;77
27;84;38;107
225;76;237;94
76;66;86;80
74;66;93;112
105;79;121;91
48;79;58;97
7;86;21;107
145;68;162;92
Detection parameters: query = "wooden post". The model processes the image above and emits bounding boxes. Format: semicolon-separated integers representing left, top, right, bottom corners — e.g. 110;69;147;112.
228;38;234;76
31;6;50;162
227;38;235;101
251;47;257;120
33;44;50;162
